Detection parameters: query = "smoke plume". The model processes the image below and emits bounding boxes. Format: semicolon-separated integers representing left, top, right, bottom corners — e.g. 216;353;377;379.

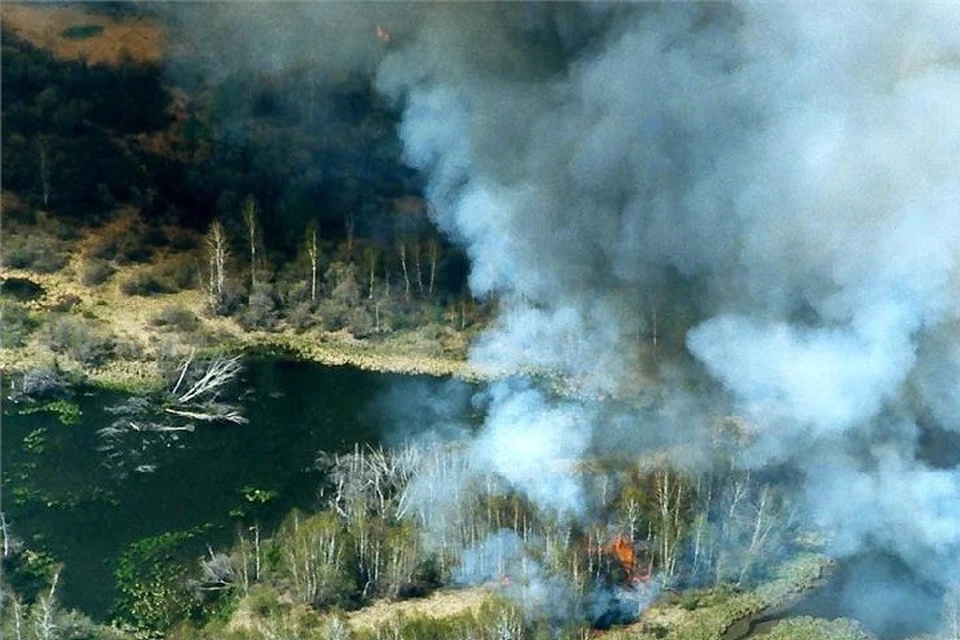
373;1;960;633
171;1;960;633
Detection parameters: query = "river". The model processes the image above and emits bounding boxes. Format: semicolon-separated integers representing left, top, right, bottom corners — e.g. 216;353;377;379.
1;359;469;618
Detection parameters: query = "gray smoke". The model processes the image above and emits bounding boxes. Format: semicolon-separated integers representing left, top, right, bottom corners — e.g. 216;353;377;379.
373;0;960;630
168;0;960;631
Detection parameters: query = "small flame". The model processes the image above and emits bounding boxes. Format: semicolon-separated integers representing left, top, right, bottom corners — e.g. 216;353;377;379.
375;24;391;43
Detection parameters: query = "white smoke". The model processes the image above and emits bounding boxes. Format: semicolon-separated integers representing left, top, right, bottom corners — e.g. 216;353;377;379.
170;0;960;630
375;1;960;627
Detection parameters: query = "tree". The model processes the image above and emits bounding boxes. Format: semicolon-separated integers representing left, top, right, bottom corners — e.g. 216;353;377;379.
414;241;425;298
428;237;439;297
398;242;411;302
37;136;52;208
305;220;320;303
363;246;379;300
206;219;228;313
242;196;261;293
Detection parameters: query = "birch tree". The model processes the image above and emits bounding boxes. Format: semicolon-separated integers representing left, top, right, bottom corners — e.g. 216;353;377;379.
363;246;379;300
206;219;228;313
398;242;411;301
242;196;261;293
305;220;320;303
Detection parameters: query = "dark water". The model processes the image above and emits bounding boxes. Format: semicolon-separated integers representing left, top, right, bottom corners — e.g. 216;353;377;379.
0;277;46;301
732;553;943;640
1;359;469;618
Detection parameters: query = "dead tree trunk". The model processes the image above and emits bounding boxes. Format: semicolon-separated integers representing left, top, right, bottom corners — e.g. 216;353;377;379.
38;136;52;208
345;212;356;254
242;196;260;293
428;239;439;297
306;223;319;303
414;242;425;297
206;220;228;312
399;243;411;302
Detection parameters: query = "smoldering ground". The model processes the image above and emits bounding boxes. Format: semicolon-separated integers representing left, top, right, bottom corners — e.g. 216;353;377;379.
171;2;960;635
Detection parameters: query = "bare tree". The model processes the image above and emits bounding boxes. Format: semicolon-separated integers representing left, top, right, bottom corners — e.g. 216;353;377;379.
654;468;689;581
1;511;11;557
37;136;52;208
206;219;228;312
166;351;247;423
344;211;356;253
99;352;247;475
413;241;425;297
11;592;24;640
398;242;411;301
428;237;439;297
34;570;60;640
305;220;320;303
383;251;392;299
363;246;379;300
242;196;261;293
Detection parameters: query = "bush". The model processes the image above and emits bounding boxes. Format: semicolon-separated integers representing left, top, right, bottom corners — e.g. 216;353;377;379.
50;294;82;312
82;258;115;285
287;301;317;333
42;316;115;367
120;271;171;296
153;255;199;291
12;367;71;401
151;305;200;332
86;217;152;264
0;300;37;348
238;284;279;331
2;234;69;273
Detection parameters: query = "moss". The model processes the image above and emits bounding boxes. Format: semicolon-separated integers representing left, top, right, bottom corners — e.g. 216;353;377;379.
16;399;82;425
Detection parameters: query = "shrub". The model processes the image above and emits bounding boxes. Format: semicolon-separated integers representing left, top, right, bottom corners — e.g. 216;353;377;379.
151;305;200;332
275;511;357;610
86;218;152;264
42;315;115;367
50;294;82;312
238;284;279;331
120;271;171;296
82;258;115;285
13;367;70;400
153;255;199;291
287;301;317;333
0;300;37;348
2;234;69;273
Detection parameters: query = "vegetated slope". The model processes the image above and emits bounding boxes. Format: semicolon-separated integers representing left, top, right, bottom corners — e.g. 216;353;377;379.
1;5;483;382
2;3;164;65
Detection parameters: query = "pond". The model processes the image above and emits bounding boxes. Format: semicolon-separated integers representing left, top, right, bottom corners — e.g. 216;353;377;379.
1;359;473;619
727;552;943;640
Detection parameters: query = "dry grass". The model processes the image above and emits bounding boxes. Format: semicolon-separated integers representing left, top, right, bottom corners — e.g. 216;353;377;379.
0;226;472;388
2;4;164;65
345;586;496;631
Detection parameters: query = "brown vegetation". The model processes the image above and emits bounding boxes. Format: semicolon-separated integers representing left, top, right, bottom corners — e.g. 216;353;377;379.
2;4;164;65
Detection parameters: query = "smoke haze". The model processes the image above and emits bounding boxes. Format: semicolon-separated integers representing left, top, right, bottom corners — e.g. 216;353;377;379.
373;2;960;632
174;1;960;634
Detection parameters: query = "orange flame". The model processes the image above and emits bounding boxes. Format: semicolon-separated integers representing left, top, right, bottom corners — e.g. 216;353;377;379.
609;534;636;577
